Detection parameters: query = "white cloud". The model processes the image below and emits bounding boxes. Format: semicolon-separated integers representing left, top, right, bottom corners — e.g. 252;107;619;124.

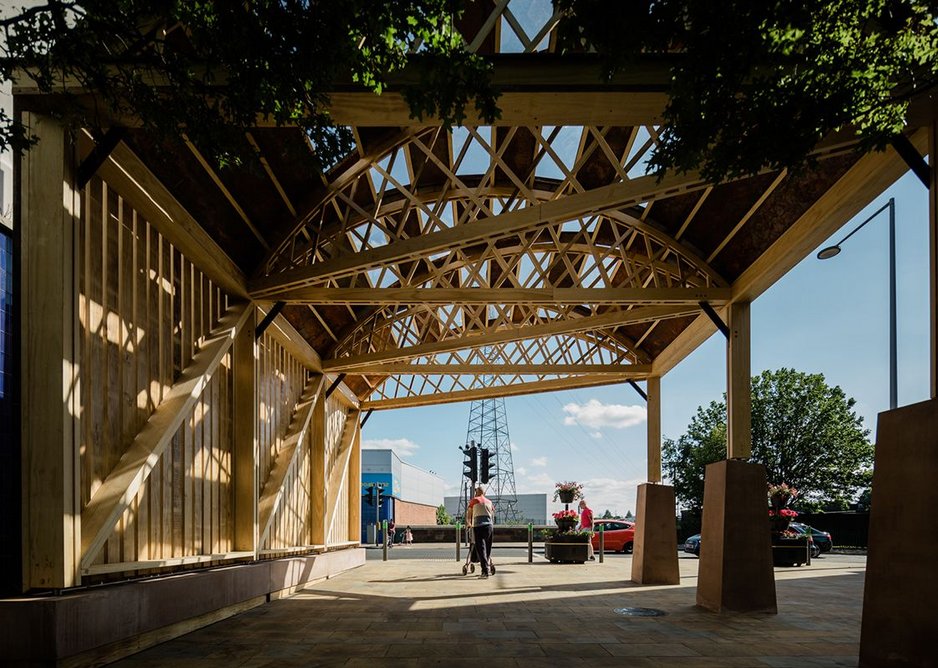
531;456;548;467
590;431;603;439
516;467;528;476
510;443;519;452
361;437;420;458
562;399;646;430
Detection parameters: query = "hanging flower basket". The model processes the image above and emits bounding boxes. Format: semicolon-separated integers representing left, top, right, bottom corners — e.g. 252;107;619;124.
769;508;798;533
553;481;583;503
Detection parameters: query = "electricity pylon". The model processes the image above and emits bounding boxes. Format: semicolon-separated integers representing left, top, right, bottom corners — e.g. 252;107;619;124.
460;396;523;524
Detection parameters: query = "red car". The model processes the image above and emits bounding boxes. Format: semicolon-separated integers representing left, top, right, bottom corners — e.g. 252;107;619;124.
591;520;636;553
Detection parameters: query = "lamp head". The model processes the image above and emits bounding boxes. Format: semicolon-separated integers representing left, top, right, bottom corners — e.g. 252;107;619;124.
817;245;842;260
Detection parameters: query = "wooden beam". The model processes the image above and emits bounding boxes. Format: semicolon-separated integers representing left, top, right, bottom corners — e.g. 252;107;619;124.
20;112;81;590
363;374;632;410
232;307;258;553
272;287;731;305
93;138;249;299
361;363;652;375
324;411;360;543
726;302;751;460
76;126;127;189
249;170;711;296
647;376;661;483
652;129;930;378
324;304;696;371
257;374;325;548
334;92;669;127
79;303;252;570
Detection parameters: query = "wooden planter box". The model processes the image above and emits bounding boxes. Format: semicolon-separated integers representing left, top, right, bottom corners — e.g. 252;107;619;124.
772;538;811;566
545;541;589;564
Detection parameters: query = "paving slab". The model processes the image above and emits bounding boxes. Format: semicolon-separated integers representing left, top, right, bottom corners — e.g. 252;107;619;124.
112;549;865;667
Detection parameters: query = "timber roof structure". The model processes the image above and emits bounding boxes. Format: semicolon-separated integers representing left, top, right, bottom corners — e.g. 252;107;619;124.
14;0;926;411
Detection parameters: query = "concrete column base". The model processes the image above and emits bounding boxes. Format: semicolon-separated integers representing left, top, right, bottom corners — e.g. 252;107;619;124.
860;398;938;667
696;459;776;613
631;483;679;585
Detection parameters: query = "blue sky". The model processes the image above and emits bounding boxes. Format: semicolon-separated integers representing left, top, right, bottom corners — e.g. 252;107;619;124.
362;167;931;517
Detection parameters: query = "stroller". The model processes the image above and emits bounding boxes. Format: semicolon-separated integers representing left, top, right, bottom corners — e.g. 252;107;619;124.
461;525;496;576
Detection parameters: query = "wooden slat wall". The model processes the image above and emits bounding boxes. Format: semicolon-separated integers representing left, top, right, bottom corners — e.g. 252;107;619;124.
72;172;358;577
325;396;351;546
78;175;233;566
257;332;312;550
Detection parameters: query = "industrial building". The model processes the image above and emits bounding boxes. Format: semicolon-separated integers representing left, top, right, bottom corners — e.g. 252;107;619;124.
362;449;446;540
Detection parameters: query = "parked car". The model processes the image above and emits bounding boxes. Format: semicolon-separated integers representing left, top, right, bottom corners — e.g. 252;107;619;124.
591;520;635;553
787;524;823;558
681;531;818;559
683;534;701;556
791;522;832;552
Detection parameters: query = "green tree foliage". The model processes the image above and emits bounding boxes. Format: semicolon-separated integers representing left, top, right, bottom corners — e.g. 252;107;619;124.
435;504;453;525
556;0;937;181
662;402;728;512
601;509;613;519
3;2;934;178
0;1;499;168
663;368;874;511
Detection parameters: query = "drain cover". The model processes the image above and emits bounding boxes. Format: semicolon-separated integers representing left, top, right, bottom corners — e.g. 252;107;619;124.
613;607;666;617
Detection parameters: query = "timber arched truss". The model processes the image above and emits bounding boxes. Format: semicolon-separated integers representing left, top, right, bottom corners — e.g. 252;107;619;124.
249;124;731;408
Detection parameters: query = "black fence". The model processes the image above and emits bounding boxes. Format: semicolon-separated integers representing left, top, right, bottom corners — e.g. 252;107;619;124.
796;511;870;548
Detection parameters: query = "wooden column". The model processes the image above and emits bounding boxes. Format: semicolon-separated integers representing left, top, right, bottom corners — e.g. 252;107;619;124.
696;459;776;612
726;301;751;459
19;113;81;590
347;419;362;544
232;308;257;553
646;376;661;482
631;483;679;585
310;392;327;546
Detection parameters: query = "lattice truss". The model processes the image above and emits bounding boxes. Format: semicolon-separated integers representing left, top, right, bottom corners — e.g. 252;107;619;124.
254;122;729;406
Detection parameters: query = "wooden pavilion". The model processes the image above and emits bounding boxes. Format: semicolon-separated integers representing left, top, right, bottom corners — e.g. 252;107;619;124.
4;3;937;666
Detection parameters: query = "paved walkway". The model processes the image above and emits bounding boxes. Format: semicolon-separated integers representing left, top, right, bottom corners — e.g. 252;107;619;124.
113;548;866;667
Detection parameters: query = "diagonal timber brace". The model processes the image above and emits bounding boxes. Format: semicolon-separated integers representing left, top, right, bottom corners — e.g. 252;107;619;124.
79;303;252;570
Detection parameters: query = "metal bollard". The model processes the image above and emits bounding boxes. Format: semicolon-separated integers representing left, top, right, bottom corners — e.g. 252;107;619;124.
455;522;461;561
528;523;533;563
382;520;388;561
599;524;604;563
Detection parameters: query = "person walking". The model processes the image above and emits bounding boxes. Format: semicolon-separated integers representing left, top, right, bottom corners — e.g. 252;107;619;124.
466;486;495;578
579;499;595;560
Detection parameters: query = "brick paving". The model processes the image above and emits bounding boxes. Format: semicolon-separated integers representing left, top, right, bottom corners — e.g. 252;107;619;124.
112;548;866;667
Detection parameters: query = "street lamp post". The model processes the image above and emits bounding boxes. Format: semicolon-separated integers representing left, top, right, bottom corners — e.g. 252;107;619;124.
817;197;897;410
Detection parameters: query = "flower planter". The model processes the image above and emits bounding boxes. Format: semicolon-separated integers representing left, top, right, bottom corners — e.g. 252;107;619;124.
772;537;810;566
557;489;576;504
545;541;589;564
554;518;577;532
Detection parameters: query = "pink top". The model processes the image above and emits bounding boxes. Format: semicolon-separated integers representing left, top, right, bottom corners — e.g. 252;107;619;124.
579;506;593;530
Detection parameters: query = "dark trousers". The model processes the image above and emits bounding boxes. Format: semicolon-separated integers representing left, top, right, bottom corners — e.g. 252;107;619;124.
473;524;493;574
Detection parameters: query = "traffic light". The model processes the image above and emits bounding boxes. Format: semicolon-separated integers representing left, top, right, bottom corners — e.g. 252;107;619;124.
362;487;373;505
462;445;478;483
480;448;494;484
